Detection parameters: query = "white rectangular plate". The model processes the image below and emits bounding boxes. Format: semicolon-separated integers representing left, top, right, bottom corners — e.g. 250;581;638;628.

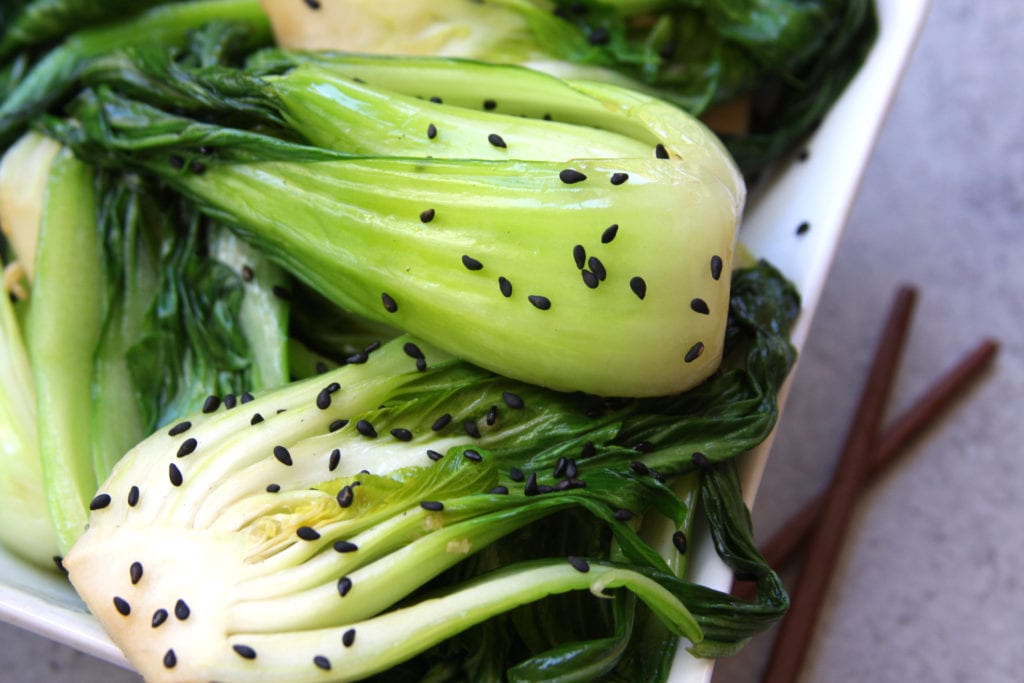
0;0;931;678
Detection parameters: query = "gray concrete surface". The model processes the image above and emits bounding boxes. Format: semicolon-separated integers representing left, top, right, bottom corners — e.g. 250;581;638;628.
2;0;1022;681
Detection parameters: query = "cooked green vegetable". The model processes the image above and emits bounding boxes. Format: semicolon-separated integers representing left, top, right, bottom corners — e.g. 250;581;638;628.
0;0;270;147
51;52;744;397
0;4;839;678
0;0;170;59
0;248;58;567
261;0;878;177
66;261;796;681
0;131;292;557
23;144;106;554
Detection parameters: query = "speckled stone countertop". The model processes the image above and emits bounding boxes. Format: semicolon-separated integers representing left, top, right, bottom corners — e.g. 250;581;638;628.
2;1;1021;682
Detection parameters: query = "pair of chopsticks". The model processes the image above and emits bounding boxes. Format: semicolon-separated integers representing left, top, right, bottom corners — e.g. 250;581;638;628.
745;286;999;683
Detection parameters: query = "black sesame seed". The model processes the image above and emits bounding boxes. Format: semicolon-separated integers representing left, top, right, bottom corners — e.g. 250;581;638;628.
572;244;586;269
342;629;356;647
490;485;509;495
565;459;578;479
483;99;497;110
174;599;190;620
337;485;354;508
601;224;619;243
528;295;551;310
502;392;524;410
273;445;293;466
168;421;191;436
498;276;513;297
313;655;331;671
580;441;595;459
127;485;140;507
420;501;444;511
176;437;198;458
334;540;358;553
429;95;442;104
329;419;348;433
487;133;507;148
798;148;810;161
580;269;599;289
241;265;254;281
303;0;321;8
629;276;647;300
510;467;525;482
567;556;590;573
559;169;587;184
420;208;435;223
202;395;220;413
464;449;483;463
113;596;131;616
240;391;254;404
614;508;634;522
266;483;281;493
381;292;398;313
297;526;320;541
462;255;484;271
655;143;669;159
346;351;368;364
416;357;427;372
391;428;413;441
431;413;452;431
271;285;292;302
463;420;481;438
164;649;177;669
251;412;264;425
130;561;144;585
684;342;705;363
356;419;377;438
151;608;168;628
427;123;437;139
610;172;628;185
486;405;498;425
524;473;540;496
796;220;811;235
223;393;237;409
426;449;444;461
403;342;424;359
690;298;710;315
588;257;606;281
632;441;654;453
329;448;341;471
587;26;610;45
169;463;183;487
316;388;332;409
691;451;712;470
672;530;688;554
233;644;257;660
553;457;568;478
710;255;723;280
89;493;111;511
629;461;650;476
326;381;341;393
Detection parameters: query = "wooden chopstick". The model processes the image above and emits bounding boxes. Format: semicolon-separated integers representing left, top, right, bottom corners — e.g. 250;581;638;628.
760;286;918;683
732;337;999;602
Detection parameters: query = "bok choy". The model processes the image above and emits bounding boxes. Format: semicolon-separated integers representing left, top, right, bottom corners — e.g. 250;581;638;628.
66;261;797;682
260;0;878;177
51;51;744;397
